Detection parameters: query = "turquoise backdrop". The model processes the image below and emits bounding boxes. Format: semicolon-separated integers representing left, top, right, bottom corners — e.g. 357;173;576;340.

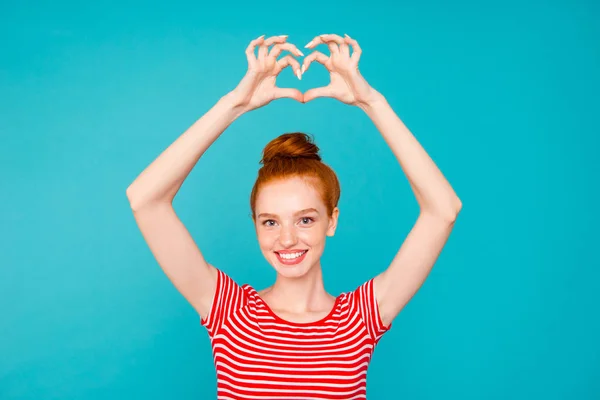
1;0;599;399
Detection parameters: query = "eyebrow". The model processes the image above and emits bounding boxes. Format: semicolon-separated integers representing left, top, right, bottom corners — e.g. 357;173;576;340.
257;208;319;219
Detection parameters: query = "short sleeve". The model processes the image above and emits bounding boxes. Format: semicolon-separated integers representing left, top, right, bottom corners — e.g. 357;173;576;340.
200;269;246;337
351;278;391;344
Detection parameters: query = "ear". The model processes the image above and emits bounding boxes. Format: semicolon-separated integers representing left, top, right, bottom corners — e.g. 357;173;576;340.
326;207;340;236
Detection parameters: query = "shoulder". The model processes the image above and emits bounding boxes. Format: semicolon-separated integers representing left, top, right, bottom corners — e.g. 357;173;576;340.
241;283;260;302
336;278;378;310
342;278;376;297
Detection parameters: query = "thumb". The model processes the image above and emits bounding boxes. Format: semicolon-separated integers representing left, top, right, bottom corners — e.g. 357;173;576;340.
273;87;303;103
303;86;332;103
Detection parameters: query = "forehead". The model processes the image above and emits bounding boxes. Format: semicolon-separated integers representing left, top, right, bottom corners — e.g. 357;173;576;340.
256;177;324;214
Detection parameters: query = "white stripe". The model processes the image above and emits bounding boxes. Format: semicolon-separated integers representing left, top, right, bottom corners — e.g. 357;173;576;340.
218;387;365;400
217;371;367;391
221;315;368;351
215;352;371;373
212;341;375;362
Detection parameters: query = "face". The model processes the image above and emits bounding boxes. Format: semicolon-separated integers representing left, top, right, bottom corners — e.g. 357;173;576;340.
254;176;339;279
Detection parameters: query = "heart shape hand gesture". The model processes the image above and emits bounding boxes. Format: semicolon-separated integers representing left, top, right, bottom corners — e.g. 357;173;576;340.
230;34;381;113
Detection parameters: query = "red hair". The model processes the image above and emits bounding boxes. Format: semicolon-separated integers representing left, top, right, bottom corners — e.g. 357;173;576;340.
250;133;341;220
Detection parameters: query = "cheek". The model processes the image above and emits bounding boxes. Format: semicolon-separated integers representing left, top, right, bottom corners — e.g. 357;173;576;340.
299;227;327;245
256;230;276;248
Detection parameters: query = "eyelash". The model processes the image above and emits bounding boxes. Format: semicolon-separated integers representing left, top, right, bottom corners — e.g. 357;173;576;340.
263;217;315;227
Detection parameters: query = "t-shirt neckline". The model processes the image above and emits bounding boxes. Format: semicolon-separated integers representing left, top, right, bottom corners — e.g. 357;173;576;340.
243;284;342;326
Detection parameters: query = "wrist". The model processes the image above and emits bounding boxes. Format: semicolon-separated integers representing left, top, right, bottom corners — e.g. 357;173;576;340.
357;90;386;113
221;91;250;118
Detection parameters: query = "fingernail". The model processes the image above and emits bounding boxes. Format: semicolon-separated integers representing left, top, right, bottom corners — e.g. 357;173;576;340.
344;33;352;39
258;34;265;40
296;70;302;80
304;40;314;48
297;49;304;56
280;35;288;39
301;65;306;74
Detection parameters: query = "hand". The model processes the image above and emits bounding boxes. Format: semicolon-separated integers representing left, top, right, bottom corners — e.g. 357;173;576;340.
301;34;380;108
230;35;304;112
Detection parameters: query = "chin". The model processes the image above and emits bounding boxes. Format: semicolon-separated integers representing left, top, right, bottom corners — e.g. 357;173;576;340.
269;252;316;279
273;264;312;279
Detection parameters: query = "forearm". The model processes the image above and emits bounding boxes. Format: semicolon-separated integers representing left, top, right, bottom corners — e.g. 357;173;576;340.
360;93;461;220
126;92;245;210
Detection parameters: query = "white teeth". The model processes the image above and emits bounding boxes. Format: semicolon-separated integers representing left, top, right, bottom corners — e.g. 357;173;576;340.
278;251;306;260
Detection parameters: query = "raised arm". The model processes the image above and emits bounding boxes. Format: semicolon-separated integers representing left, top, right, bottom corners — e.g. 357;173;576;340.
126;35;303;319
302;34;462;327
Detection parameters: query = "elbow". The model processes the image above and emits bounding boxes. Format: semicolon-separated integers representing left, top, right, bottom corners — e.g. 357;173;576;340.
126;189;171;212
125;187;136;206
425;196;462;223
125;187;146;212
445;196;462;222
126;191;139;211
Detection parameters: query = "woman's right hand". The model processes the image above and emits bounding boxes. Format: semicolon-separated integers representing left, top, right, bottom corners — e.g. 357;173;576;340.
229;35;304;112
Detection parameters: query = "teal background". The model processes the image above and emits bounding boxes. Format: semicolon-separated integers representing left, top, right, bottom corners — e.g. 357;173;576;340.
1;0;599;398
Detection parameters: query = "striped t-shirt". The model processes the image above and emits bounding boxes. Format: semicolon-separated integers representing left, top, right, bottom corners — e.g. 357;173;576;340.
201;269;391;399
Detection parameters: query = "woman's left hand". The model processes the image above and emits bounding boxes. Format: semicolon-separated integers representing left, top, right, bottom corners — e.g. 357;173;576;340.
301;34;381;108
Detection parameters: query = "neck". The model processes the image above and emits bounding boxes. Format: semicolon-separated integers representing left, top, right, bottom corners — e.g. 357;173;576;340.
269;263;329;313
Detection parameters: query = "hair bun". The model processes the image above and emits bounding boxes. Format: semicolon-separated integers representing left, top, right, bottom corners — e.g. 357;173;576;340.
260;132;322;164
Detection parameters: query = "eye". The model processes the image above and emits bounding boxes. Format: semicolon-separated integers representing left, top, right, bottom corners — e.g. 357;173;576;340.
262;219;277;227
300;217;315;225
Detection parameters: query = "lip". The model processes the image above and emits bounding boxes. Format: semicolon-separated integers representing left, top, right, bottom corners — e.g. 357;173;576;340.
275;249;308;254
275;250;308;266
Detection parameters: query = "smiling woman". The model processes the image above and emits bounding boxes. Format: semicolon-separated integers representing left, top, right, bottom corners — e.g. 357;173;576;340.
251;132;341;281
126;33;461;399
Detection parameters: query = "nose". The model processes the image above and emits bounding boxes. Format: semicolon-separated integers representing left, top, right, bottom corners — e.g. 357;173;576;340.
279;224;298;247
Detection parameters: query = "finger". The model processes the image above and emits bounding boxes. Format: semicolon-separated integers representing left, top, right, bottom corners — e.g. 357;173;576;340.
276;55;303;80
344;34;362;63
245;35;265;64
273;87;303;103
304;34;333;50
319;34;339;55
301;51;329;74
305;33;344;48
303;86;333;102
264;34;288;47
320;34;347;55
270;42;304;59
339;34;350;57
261;35;289;58
259;35;287;59
320;34;345;45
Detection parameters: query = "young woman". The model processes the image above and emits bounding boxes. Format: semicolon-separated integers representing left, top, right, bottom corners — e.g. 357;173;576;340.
126;33;462;399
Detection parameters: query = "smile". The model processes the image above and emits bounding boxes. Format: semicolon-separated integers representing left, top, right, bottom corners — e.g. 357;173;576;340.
275;250;308;265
